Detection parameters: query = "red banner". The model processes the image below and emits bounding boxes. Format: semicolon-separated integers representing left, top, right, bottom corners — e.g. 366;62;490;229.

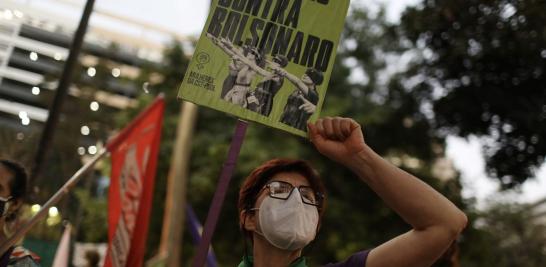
104;96;165;267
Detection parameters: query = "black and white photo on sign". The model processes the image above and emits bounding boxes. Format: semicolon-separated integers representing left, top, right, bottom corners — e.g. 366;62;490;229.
207;34;324;132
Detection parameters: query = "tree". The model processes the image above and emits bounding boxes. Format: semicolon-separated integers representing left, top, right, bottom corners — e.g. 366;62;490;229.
400;0;546;188
0;44;141;244
460;200;546;267
115;6;472;266
174;7;468;266
115;40;194;260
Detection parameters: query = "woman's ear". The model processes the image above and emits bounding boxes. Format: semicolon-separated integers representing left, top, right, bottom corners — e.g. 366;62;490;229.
240;210;257;232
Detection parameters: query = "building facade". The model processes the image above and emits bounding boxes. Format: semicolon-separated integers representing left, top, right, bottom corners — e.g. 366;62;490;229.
0;0;190;154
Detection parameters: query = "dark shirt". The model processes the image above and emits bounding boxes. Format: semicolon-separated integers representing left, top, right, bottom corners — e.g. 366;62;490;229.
221;74;237;99
249;78;284;116
0;247;12;267
322;250;369;267
238;250;369;267
280;88;319;132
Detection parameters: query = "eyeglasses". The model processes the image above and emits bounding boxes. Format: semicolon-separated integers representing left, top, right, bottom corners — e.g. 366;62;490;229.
264;180;323;206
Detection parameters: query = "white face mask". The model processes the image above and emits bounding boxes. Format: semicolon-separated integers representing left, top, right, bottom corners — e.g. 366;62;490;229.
255;189;319;251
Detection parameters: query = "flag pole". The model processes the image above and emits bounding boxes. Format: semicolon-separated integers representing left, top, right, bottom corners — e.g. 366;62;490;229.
0;149;108;255
157;101;198;267
192;120;248;267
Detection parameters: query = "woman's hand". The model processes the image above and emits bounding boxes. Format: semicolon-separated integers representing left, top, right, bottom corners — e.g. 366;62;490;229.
311;118;467;267
229;59;243;75
273;67;288;77
220;37;233;49
298;100;316;114
308;117;367;164
297;96;316;114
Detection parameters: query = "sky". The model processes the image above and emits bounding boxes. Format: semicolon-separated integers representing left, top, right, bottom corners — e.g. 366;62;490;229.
447;136;546;207
28;0;546;207
94;0;421;35
94;0;210;36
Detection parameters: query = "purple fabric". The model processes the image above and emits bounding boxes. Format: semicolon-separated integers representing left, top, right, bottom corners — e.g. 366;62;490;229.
0;247;14;267
322;250;370;267
186;205;218;267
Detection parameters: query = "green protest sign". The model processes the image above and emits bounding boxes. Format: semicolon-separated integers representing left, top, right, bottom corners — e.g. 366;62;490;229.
178;0;350;137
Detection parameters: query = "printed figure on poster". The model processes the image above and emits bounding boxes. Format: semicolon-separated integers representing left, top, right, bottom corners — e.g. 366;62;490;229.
178;0;350;137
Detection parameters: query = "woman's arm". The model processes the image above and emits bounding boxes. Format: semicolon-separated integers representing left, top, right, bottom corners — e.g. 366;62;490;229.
308;117;467;267
241;58;274;78
272;67;309;95
227;49;274;78
207;34;239;59
214;38;274;78
208;35;275;79
297;96;317;114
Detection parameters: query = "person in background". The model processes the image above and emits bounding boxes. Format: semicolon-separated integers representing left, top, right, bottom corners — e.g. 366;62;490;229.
207;34;274;108
247;55;289;116
237;117;467;267
84;249;100;267
0;159;40;267
275;68;322;132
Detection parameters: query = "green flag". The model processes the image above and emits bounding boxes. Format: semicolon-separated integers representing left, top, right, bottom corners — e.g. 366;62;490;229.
178;0;350;137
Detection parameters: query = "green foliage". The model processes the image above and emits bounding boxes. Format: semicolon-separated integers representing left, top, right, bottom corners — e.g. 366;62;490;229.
35;54;120;199
168;7;467;266
2;3;542;266
401;0;546;188
115;3;545;266
0;44;134;243
114;40;193;259
21;205;62;242
460;201;546;267
0;127;37;167
72;188;108;243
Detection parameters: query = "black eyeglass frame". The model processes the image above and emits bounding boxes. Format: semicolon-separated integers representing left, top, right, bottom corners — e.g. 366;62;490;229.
262;180;324;207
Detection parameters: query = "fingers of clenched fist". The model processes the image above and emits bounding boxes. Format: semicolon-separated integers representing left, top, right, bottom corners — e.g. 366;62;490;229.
332;118;344;140
322;118;334;138
342;119;356;137
314;117;357;141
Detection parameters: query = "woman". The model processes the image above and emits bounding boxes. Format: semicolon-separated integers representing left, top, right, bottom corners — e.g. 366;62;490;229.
0;160;40;267
247;55;289;116
276;68;322;132
238;117;467;267
220;51;244;100
207;34;274;108
222;46;262;108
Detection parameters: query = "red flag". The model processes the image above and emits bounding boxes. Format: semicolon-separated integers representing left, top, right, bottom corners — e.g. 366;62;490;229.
104;96;165;267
